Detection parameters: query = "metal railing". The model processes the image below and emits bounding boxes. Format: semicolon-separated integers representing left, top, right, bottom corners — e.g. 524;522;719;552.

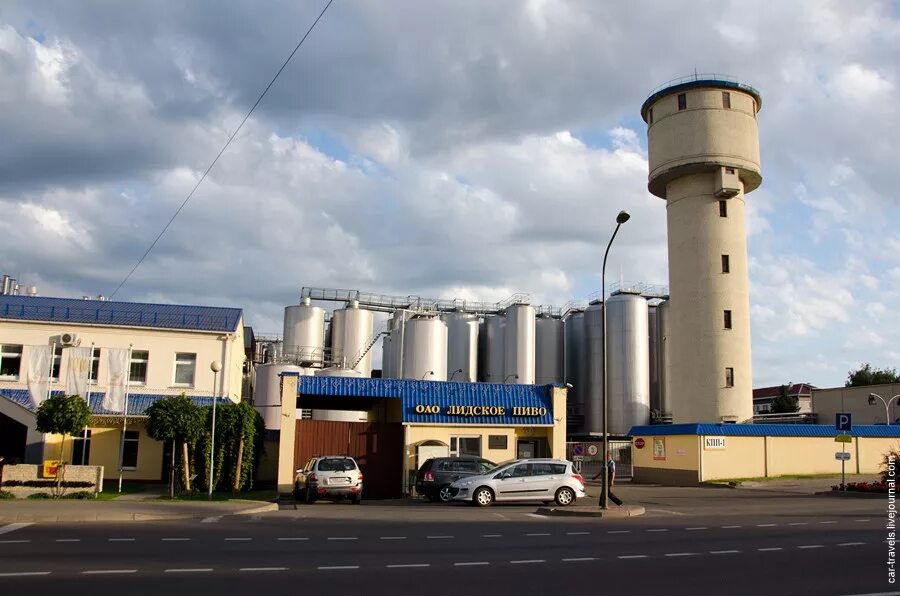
300;287;533;315
646;73;761;98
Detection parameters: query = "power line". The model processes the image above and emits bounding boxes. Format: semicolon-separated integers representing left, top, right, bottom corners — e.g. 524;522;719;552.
109;0;336;299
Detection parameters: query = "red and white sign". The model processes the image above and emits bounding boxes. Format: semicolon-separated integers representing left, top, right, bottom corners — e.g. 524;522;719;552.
634;438;645;449
586;444;599;457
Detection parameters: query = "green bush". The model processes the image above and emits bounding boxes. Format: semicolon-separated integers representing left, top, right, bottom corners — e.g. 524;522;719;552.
3;480;93;488
27;492;52;499
63;491;95;500
0;490;15;500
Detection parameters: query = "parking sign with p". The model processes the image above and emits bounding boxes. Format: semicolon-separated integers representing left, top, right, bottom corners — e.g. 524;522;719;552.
836;413;852;432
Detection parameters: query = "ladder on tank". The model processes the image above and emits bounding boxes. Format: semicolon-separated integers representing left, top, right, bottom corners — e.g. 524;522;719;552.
349;330;389;370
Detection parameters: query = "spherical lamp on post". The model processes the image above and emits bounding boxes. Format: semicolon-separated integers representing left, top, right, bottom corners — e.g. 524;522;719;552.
208;360;223;501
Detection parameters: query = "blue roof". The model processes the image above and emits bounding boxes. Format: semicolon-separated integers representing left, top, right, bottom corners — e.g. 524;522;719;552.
0;295;242;333
629;423;900;438
1;388;227;417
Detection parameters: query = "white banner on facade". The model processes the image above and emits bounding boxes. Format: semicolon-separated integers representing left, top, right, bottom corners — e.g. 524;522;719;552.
103;348;130;413
26;346;52;408
65;346;92;398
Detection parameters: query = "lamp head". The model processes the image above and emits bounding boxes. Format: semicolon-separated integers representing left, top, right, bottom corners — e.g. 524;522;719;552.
616;210;631;224
210;360;222;373
869;395;877;406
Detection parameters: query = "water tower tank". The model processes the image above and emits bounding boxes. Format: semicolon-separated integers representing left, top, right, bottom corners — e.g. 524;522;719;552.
443;312;479;382
253;363;304;430
564;310;586;433
401;317;448;381
504;304;535;384
535;315;564;385
607;292;650;434
482;315;506;383
283;297;326;366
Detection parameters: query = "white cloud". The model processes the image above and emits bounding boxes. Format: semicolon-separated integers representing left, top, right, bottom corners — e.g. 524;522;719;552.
830;63;894;103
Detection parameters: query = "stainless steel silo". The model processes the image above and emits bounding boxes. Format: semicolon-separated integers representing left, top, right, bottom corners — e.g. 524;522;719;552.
535;315;565;385
504;304;535;384
482;315;506;383
401;317;448;381
443;312;479;382
656;299;671;417
607;292;651;434
381;333;393;378
283;297;326;366
330;301;375;376
330;309;346;366
584;302;604;434
253;363;304;430
648;304;660;414
564;310;587;434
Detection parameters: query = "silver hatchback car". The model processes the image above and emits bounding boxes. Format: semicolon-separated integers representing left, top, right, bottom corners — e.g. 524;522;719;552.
450;458;585;507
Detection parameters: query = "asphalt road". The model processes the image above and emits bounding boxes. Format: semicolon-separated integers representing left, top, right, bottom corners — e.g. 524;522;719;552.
0;497;892;596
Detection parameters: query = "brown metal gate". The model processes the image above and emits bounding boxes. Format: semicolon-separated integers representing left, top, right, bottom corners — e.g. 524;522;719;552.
294;420;404;499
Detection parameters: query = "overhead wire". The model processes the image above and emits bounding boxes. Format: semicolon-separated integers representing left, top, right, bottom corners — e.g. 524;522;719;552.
109;0;336;299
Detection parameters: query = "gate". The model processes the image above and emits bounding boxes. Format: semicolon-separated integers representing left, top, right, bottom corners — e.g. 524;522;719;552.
294;420;404;499
566;440;633;480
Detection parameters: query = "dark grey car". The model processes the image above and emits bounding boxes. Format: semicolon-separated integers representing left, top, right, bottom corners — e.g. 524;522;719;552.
415;457;495;502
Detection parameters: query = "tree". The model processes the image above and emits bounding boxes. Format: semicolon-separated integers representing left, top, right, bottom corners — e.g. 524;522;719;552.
35;394;92;497
846;363;900;387
197;401;264;493
145;394;205;498
770;384;799;414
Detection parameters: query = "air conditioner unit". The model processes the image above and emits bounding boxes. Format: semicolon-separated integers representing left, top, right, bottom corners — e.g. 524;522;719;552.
60;332;81;347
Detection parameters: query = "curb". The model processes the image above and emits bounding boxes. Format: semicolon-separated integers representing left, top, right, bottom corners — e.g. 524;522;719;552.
534;505;646;518
815;491;886;499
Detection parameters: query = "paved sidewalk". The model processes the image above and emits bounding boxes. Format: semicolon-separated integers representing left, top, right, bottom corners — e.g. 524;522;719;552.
0;500;277;523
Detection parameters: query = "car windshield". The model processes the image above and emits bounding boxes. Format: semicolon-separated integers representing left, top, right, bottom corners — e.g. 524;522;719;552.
317;458;356;472
486;459;517;473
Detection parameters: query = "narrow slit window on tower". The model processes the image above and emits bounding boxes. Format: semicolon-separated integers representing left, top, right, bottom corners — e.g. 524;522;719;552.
677;93;687;110
722;91;731;109
648;107;653;124
721;254;730;273
724;310;733;329
725;367;735;388
719;199;728;217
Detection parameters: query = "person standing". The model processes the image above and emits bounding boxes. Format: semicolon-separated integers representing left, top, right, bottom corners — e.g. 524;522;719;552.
599;451;623;506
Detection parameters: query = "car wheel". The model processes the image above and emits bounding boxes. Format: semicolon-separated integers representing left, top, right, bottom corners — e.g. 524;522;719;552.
305;487;315;504
294;484;302;502
438;485;454;503
351;494;361;505
473;486;494;507
554;486;576;506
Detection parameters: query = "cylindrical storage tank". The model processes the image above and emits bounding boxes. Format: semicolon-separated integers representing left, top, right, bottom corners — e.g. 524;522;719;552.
253;363;303;430
315;367;364;378
564;310;586;434
648;305;660;415
504;304;535;384
583;302;604;435
482;315;506;383
607;292;651;434
311;410;368;422
656;299;671;417
330;310;346;367
389;310;413;378
401;317;448;381
535;315;565;385
331;302;375;377
381;334;393;378
443;312;479;382
283;297;326;366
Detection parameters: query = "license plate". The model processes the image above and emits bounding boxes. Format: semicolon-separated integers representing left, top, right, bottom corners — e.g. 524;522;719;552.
329;477;350;485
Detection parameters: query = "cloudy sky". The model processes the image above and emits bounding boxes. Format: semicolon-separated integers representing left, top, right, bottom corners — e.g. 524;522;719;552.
1;1;898;389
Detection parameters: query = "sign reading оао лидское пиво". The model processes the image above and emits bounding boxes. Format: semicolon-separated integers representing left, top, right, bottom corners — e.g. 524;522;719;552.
401;386;554;425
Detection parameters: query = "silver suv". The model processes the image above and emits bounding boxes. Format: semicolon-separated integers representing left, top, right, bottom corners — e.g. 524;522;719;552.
450;458;585;507
294;456;363;504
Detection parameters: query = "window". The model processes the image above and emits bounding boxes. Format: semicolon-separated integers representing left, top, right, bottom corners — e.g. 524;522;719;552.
725;167;735;174
648;107;653;124
50;345;63;381
121;430;140;469
130;350;149;385
724;310;733;329
719;200;728;217
507;463;531;478
721;254;730;273
72;430;92;465
453;460;478;473
677;93;687;110
173;353;197;386
0;344;23;379
317;458;357;472
532;463;567;476
725;367;735;388
488;434;507;450
449;436;481;458
722;91;731;109
478;461;495;474
90;348;100;383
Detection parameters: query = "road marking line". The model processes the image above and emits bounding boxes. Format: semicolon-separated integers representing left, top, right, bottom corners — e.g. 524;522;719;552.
225;538;252;541
427;535;454;539
722;525;742;529
201;516;222;523
164;568;212;573
0;523;33;536
482;534;501;538
0;540;29;544
108;538;135;542
511;559;545;564
686;527;708;531
161;538;190;542
455;562;490;566
567;532;590;536
665;553;697;557
82;570;137;575
277;537;308;541
526;533;551;537
526;513;544;519
0;572;51;577
798;545;824;549
710;550;741;554
608;530;631;534
618;555;648;559
820;521;838;524
55;539;80;543
380;536;406;540
240;567;287;572
756;524;777;527
839;542;867;547
758;547;782;552
327;537;358;541
854;519;871;523
646;529;668;532
788;522;808;526
386;564;430;569
562;557;597;562
318;565;359;570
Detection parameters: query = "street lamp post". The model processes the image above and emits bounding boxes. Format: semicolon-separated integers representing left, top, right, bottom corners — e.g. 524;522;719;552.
208;360;222;501
449;368;463;382
601;210;630;510
504;374;519;383
868;393;900;424
420;371;434;380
